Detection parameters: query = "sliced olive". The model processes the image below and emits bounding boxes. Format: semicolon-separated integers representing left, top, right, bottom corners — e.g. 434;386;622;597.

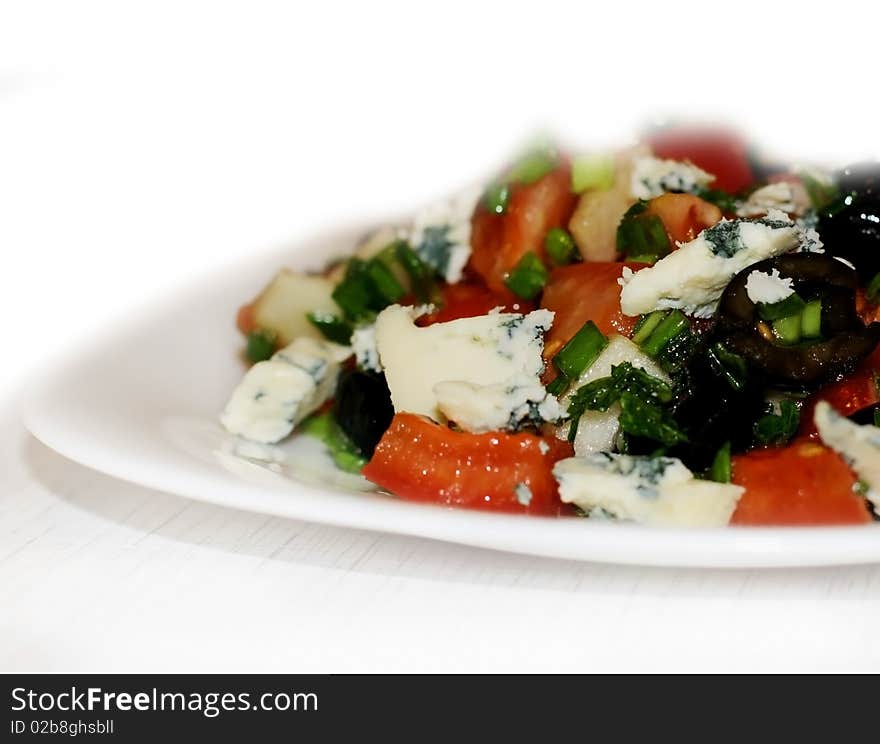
332;369;394;459
715;254;880;388
818;195;880;282
849;403;880;427
837;162;880;199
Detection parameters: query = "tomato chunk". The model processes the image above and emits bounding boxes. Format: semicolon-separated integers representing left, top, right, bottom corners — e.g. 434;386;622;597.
644;193;723;244
236;302;257;335
800;344;880;439
541;261;646;363
417;282;534;326
647;127;754;194
469;165;578;295
731;441;872;526
362;413;574;515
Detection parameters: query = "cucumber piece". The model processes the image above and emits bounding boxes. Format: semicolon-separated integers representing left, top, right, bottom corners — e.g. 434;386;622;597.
571;153;615;193
772;313;802;344
801;299;822;339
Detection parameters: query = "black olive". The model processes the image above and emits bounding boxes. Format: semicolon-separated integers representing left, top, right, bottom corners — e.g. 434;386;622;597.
837;162;880;199
332;369;394;459
849;403;880;426
715;254;880;389
818;194;880;282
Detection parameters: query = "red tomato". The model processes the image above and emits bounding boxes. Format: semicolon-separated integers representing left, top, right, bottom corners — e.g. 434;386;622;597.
731;441;872;526
646;127;754;194
362;413;574;515
540;261;646;364
236;302;256;335
644;193;723;244
469;165;578;295
417;282;534;326
800;344;880;439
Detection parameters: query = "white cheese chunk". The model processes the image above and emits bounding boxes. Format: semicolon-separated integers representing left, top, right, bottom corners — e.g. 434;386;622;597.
630;156;715;200
814;401;880;515
434;377;563;433
351;324;380;372
554;453;743;527
736;182;801;217
407;184;482;284
221;337;350;444
555;335;669;455
374;304;553;425
744;268;795;305
619;211;801;317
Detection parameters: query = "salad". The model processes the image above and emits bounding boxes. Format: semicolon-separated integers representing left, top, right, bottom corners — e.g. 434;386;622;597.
221;126;880;528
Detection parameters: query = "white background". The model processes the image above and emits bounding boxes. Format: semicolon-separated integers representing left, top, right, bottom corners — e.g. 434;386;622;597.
2;1;880;671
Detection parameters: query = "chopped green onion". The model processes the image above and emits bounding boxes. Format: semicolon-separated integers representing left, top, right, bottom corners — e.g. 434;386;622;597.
553;321;608;380
307;311;353;345
875;408;880;428
504;251;549;300
801;299;822;339
332;259;376;321
631;310;667;346
757;293;806;321
546;375;569;397
245;329;277;363
483;182;510;215
753;400;800;446
571;153;615;193
640;310;690;358
772;313;802;345
616;204;671;263
544;227;578;266
300;412;367;473
365;259;406;304
506;145;559;185
394;241;437;304
867;272;880;303
708;442;732;483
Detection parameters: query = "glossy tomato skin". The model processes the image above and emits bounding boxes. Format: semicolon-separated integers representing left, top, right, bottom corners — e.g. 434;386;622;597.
644;193;723;244
541;261;647;363
362;413;574;515
731;440;872;526
646;127;754;194
236;302;257;335
800;343;880;439
469;165;578;296
417;282;534;326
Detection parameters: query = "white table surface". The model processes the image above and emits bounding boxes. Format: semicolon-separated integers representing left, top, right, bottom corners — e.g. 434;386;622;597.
4;1;880;673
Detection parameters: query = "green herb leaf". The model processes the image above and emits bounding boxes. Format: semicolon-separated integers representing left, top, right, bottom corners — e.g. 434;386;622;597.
483;182;510;215
753;399;801;446
694;187;739;213
616;201;672;263
618;392;689;447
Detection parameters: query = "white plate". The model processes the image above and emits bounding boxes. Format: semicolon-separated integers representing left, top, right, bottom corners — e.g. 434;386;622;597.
23;223;880;568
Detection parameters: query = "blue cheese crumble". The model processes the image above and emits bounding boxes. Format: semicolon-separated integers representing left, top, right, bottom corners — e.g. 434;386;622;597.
814;401;880;516
553;452;744;527
221;337;351;444
619;209;802;317
351;324;380;373
736;182;803;218
514;482;533;507
406;184;482;284
630;156;715;200
744;268;795;305
374;304;556;428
